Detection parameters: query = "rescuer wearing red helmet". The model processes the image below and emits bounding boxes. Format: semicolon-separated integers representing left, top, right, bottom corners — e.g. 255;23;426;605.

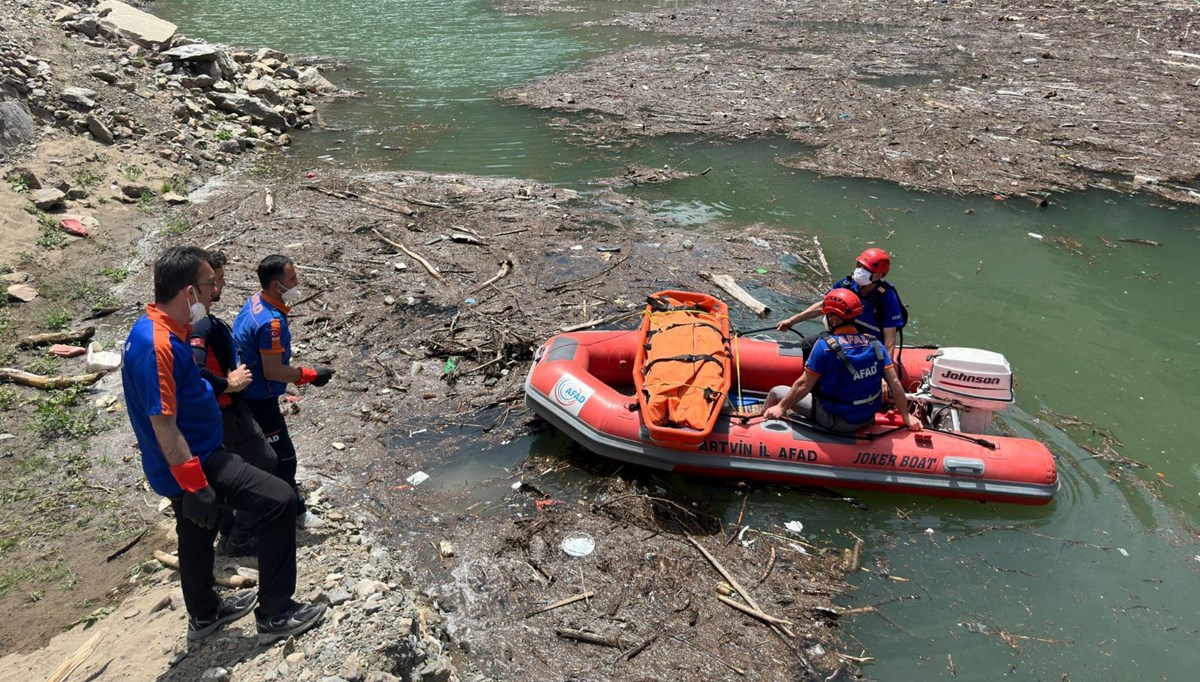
764;289;921;434
776;247;907;355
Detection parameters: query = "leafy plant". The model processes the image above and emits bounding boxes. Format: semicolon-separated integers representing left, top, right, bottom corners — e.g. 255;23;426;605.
36;214;67;250
24;355;58;375
31;385;96;439
136;190;155;212
100;266;129;283
0;387;16;412
10;176;30;193
163;214;192;236
215;129;233;141
118;164;144;181
72;167;102;191
43;308;72;331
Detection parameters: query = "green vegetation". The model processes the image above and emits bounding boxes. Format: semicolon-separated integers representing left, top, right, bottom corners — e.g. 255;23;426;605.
42;308;72;331
24;355;58;376
215;129;233;141
163;214;192;236
0;387;17;412
36;213;67;249
100;266;129;283
9;176;30;193
31;385;97;439
72;166;102;192
136;190;155;212
63;277;119;308
118;163;144;182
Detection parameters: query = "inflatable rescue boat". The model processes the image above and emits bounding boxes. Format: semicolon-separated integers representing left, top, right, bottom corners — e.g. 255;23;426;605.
525;308;1059;504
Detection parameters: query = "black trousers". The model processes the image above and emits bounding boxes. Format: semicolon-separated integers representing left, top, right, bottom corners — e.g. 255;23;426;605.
245;396;306;515
221;401;278;540
171;447;296;619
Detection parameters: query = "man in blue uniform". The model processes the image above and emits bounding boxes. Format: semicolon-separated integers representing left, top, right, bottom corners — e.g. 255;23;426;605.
776;247;907;355
122;246;325;644
764;289;921;434
189;250;278;556
233;254;334;528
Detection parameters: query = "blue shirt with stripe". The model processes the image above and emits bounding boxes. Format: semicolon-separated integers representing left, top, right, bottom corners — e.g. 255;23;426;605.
232;292;292;399
805;330;892;424
121;305;223;496
826;279;905;335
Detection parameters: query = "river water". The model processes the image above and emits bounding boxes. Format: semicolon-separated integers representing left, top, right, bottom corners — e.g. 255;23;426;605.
157;0;1200;677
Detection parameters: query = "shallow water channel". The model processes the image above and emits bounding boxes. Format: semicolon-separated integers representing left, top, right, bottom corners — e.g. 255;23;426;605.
158;0;1200;677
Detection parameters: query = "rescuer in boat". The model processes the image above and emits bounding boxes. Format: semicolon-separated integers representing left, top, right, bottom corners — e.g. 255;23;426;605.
775;247;906;355
763;288;921;434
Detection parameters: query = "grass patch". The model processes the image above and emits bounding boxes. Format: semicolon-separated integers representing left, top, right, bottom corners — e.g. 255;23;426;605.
24;355;58;375
62;278;119;308
42;308;72;331
9;176;30;193
163;214;192;236
72;166;102;192
31;385;96;439
100;266;129;283
0;567;36;599
36;214;67;250
136;190;155;212
118;163;144;182
0;387;16;412
215;129;233;141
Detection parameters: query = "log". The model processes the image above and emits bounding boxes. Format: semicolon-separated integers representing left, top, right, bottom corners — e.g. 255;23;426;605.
555;628;623;649
687;536;794;639
46;630;105;682
372;229;448;284
307;185;418;216
0;367;104;389
153;550;258;588
717;594;793;626
18;327;96;348
525;590;595;617
698;272;770;317
813;236;833;277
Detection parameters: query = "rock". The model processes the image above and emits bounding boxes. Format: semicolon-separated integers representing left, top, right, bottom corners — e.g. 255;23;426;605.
89;69;119;84
415;658;453;682
161;43;222;62
245;79;283;105
161;191;189;205
1;272;30;285
4;167;40;189
121;182;151;199
340;652;365;682
96;1;177;48
54;7;78;22
323;588;352;606
87;115;114;144
200;667;230;681
206;92;287;129
285;652;306;665
6;284;37;303
297;67;338;94
61;87;97;109
438;541;454;558
352;579;387;600
31;188;66;210
0;100;37;152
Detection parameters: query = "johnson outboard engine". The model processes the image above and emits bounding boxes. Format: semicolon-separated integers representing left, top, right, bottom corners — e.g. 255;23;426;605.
916;348;1015;434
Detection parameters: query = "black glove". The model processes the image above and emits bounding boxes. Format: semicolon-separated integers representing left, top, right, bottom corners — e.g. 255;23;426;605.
312;366;336;387
180;486;219;529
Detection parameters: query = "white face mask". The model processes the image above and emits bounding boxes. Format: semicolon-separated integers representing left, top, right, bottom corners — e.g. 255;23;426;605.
187;288;206;324
851;267;873;287
280;285;303;306
822;315;833;332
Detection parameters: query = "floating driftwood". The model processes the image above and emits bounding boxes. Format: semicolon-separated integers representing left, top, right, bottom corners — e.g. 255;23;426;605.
698;272;769;317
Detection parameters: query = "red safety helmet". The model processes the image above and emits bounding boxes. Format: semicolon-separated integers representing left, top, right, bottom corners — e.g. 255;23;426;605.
822;288;863;319
857;247;891;275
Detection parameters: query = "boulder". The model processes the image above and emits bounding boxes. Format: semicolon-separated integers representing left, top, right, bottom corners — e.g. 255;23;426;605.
244;79;282;105
7;284;38;303
87;114;114;144
31;188;66;210
4;167;41;189
96;1;177;48
0;100;37;152
297;67;337;94
61;87;98;109
206;93;287;129
160;43;221;62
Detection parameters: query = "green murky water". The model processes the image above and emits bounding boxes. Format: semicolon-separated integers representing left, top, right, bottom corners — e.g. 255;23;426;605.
157;0;1200;677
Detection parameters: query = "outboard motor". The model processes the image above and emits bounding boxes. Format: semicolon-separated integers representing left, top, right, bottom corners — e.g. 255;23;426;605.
922;348;1015;434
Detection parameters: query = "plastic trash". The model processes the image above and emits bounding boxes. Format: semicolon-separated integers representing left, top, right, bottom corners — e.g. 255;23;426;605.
443;356;461;374
86;341;122;373
561;532;595;557
755;267;769;274
784;521;805;535
405;471;429;486
596;245;621;252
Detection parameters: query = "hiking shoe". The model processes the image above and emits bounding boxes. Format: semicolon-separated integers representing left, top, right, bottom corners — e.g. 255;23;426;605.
187;591;258;641
296;510;327;529
218;533;257;558
256;601;327;645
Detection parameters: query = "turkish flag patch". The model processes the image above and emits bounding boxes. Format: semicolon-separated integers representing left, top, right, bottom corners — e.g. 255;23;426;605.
189;337;205;347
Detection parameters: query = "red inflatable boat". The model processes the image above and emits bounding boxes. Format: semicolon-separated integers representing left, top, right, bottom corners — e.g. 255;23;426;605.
525;329;1059;505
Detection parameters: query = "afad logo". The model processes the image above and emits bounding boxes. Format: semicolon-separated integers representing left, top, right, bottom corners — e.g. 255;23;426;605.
552;375;593;415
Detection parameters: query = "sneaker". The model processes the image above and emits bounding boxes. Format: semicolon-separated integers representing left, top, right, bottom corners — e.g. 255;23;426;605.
187;591;258;641
296;510;327;529
256;601;327;645
220;536;257;557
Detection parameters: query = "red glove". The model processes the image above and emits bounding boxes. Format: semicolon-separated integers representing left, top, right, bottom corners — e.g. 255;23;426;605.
169;457;209;493
297;366;335;387
298;367;318;385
